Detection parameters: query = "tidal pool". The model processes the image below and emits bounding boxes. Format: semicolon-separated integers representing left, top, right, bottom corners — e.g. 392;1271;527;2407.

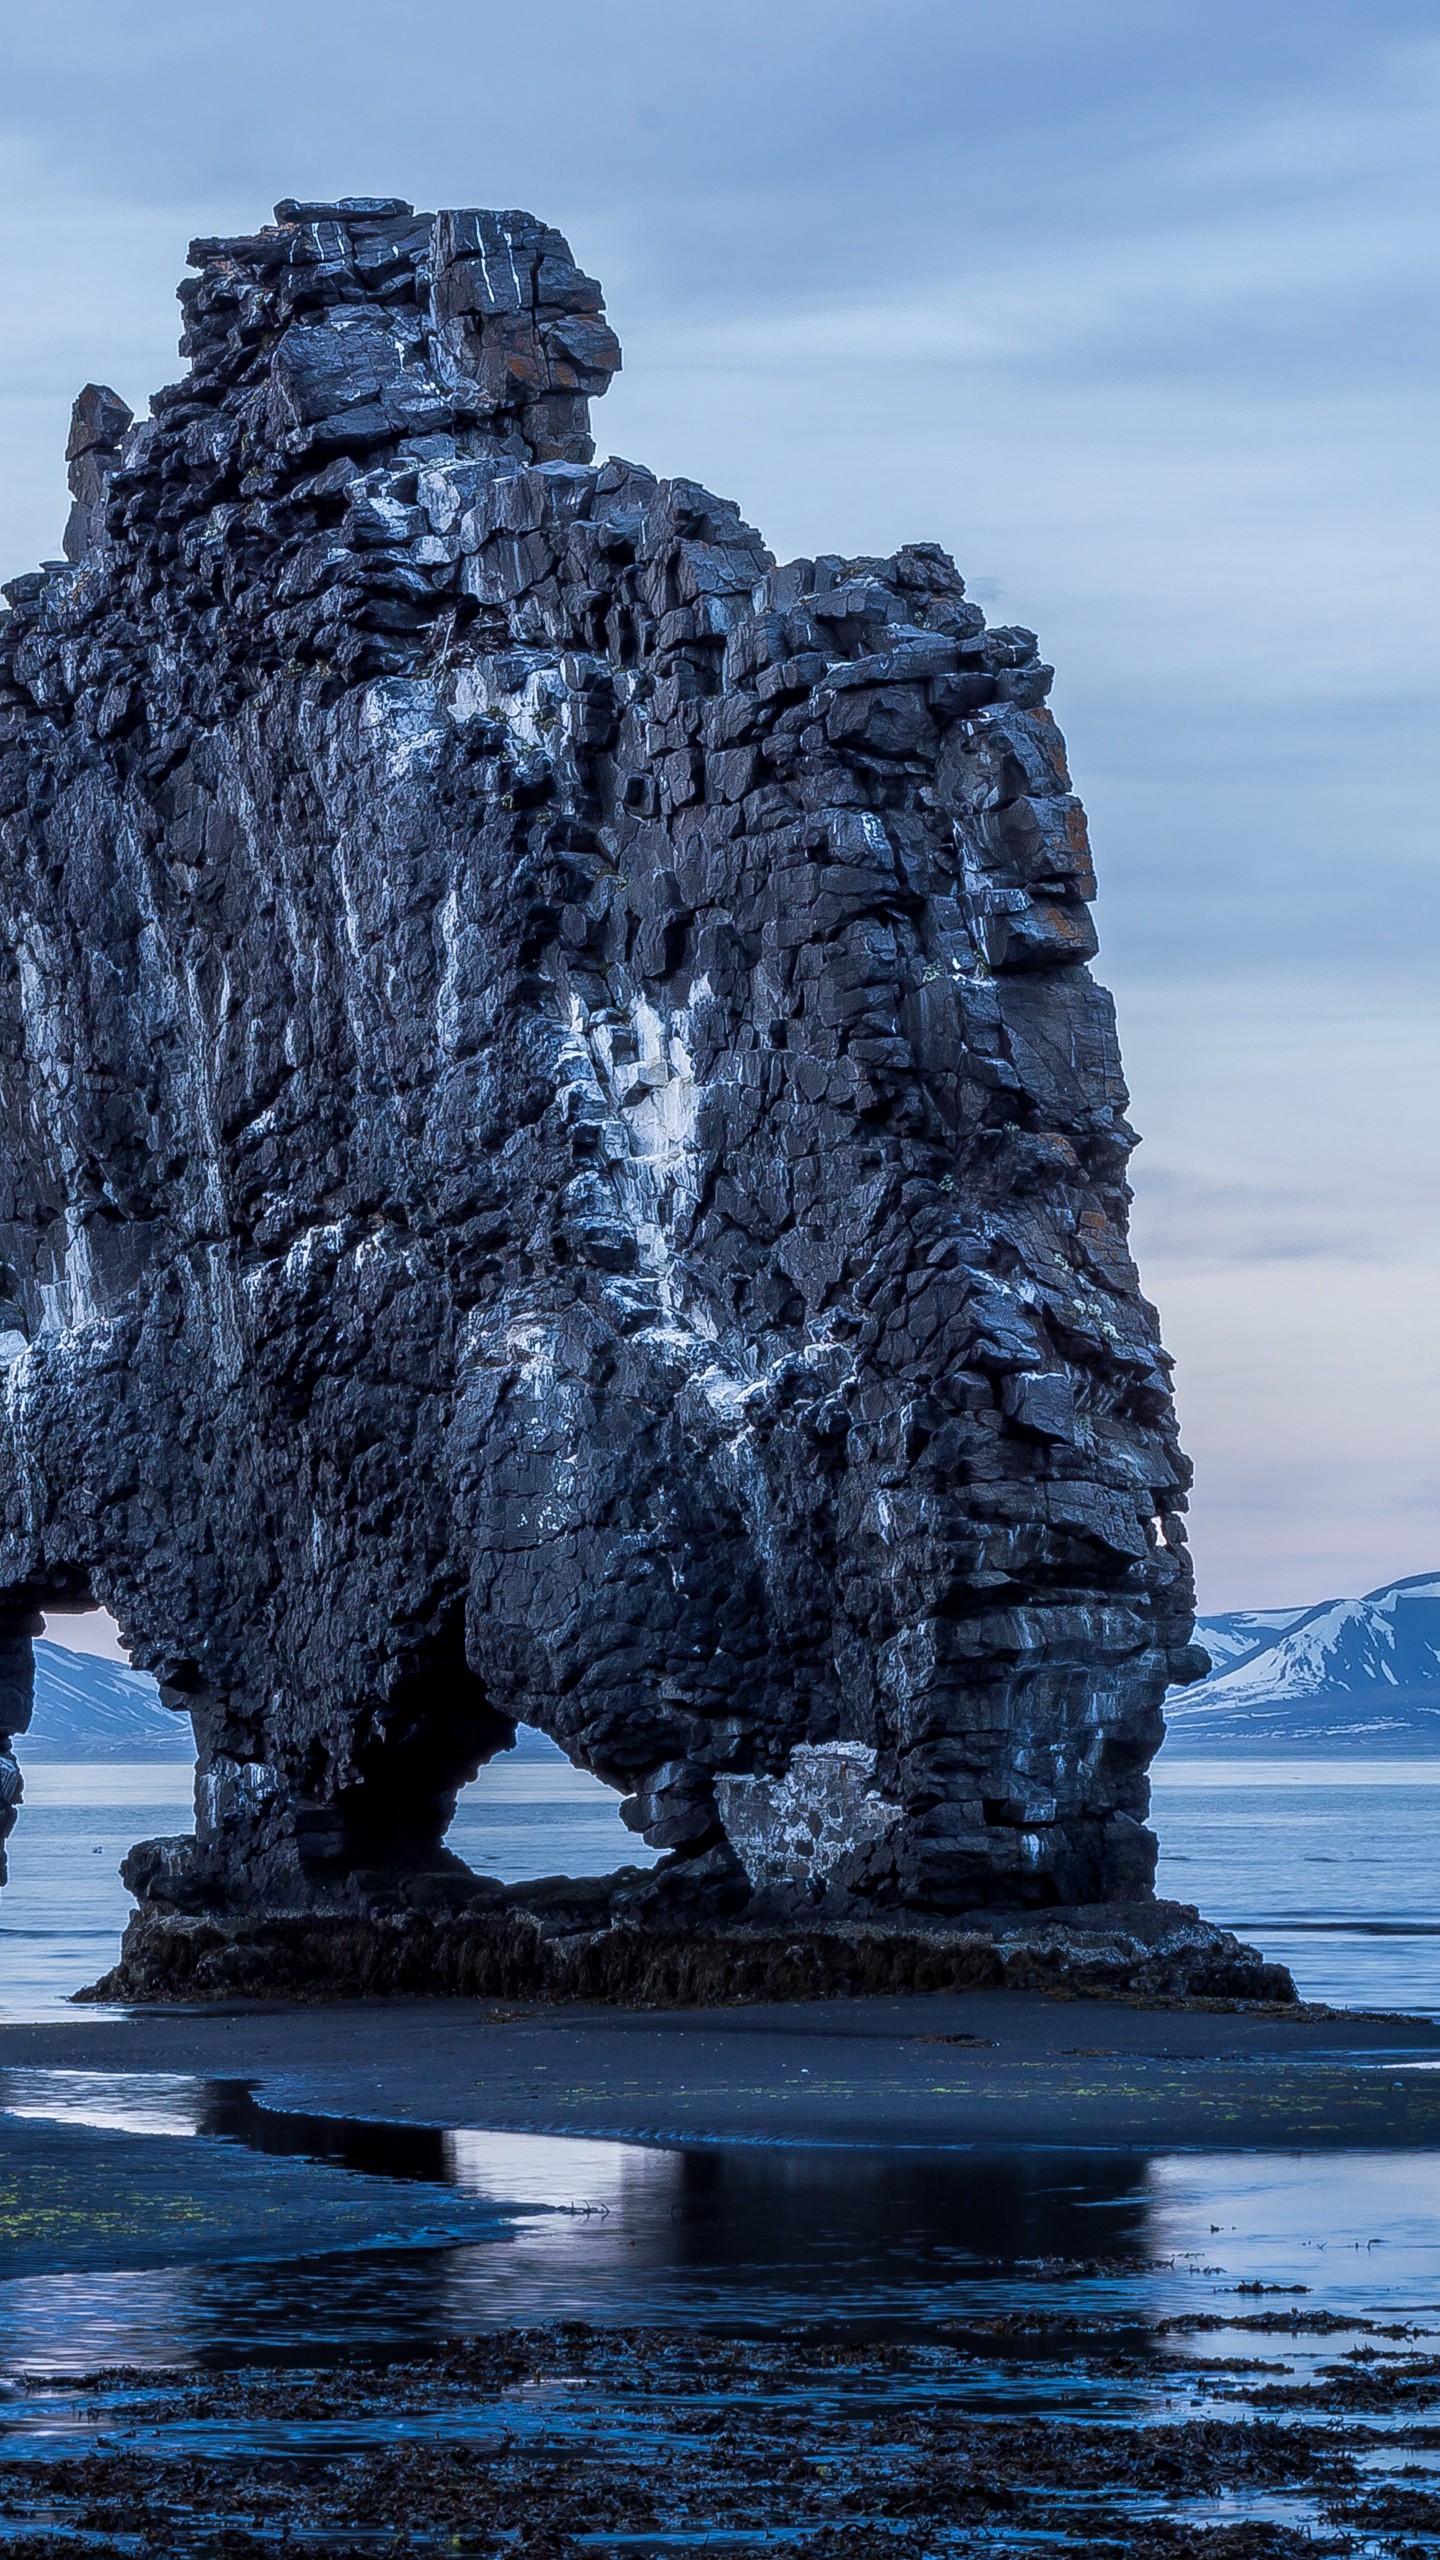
1;2092;1439;2552
0;2072;1438;2369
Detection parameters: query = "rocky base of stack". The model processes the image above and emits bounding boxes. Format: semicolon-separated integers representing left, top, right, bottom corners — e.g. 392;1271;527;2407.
81;1889;1297;2010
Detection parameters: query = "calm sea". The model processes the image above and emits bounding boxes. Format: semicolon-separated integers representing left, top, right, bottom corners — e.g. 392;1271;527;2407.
1153;1756;1440;2015
1;1747;1437;2022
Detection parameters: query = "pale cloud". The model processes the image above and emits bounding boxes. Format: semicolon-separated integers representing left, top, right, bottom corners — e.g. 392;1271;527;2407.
636;178;1440;381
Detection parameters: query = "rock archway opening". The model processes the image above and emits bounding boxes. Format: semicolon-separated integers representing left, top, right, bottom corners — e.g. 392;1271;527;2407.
445;1729;663;1888
28;1603;193;1762
0;1595;195;2018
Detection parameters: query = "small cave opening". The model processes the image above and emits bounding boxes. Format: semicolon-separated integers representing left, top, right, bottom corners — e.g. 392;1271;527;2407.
0;1604;195;2020
445;1728;663;1887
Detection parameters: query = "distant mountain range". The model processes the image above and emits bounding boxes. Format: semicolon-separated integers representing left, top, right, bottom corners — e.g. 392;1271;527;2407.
19;1641;568;1766
1167;1573;1440;1753
24;1640;189;1760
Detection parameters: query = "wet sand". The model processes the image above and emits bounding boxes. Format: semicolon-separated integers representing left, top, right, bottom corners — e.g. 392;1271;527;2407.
5;1985;1440;2149
8;1995;1440;2552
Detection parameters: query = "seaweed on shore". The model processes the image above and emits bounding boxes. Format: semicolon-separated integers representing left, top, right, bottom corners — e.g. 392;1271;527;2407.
5;2320;1439;2556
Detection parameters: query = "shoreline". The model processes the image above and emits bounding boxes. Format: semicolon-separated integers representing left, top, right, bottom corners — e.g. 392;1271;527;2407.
7;1993;1440;2553
7;1984;1440;2156
4;2303;1439;2556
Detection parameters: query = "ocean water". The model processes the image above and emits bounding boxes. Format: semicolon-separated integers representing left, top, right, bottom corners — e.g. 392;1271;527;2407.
1;1748;1438;2021
0;1746;659;2026
1151;1757;1440;2015
0;2103;1434;2370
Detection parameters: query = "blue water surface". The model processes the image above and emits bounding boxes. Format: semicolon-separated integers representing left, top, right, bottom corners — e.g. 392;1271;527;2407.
1152;1755;1440;2014
2;1744;1438;2020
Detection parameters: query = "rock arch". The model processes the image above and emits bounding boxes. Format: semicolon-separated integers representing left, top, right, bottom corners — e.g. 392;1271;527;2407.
0;197;1213;1984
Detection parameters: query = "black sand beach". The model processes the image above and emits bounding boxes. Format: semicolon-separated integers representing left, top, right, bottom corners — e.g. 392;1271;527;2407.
5;1986;1440;2157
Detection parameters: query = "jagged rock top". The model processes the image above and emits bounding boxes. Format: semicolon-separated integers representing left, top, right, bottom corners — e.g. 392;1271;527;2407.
0;203;1199;1936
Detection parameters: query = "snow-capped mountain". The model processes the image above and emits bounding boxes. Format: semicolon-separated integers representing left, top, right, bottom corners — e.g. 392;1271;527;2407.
22;1641;189;1760
1185;1605;1316;1675
17;1642;568;1766
1166;1574;1440;1752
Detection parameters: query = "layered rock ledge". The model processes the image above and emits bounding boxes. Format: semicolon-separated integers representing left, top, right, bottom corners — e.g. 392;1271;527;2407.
86;1890;1293;2009
0;196;1211;1982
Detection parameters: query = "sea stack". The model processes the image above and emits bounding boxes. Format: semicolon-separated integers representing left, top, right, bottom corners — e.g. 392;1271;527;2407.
0;199;1224;1996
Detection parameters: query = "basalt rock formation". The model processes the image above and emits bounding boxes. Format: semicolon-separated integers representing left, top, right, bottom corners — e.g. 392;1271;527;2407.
0;198;1218;1987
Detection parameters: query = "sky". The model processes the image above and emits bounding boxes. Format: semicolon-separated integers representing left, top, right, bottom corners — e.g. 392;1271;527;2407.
1;0;1436;1614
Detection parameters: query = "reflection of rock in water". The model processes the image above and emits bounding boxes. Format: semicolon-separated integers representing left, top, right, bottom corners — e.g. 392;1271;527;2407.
0;2101;1158;2366
5;2078;1152;2316
0;195;1213;1991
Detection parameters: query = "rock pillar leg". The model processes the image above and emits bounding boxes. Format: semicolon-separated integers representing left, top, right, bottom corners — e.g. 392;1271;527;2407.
0;1609;40;1884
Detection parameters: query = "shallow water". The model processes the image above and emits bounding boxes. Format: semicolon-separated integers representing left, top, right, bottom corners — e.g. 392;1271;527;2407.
0;2064;1437;2374
1;2077;1439;2560
2;1753;1439;2021
0;1749;658;2024
1;1771;1438;2550
1153;1757;1440;2013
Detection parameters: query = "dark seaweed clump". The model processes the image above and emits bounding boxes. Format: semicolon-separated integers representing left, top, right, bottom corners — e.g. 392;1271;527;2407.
5;2315;1440;2556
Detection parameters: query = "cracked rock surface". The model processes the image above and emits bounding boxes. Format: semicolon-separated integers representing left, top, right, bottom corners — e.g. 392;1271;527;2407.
0;197;1203;1943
